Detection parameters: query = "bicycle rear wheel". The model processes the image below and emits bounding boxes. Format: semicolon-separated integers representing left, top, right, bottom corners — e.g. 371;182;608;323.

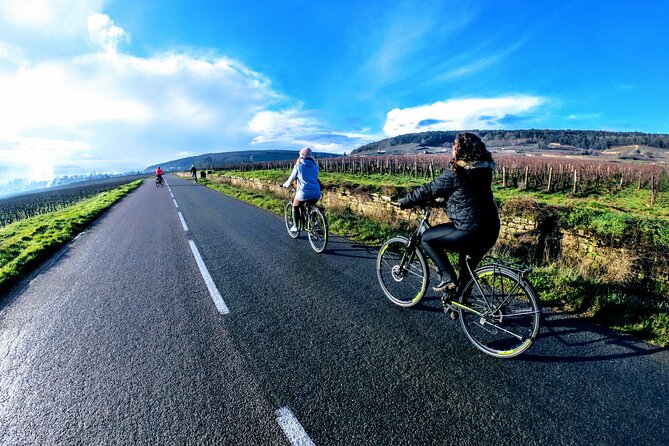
457;265;541;358
376;236;429;307
284;202;300;238
307;207;328;253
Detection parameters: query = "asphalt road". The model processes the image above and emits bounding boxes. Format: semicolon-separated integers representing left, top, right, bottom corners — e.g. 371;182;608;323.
0;175;667;445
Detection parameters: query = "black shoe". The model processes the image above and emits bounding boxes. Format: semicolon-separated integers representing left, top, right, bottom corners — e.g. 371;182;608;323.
433;279;456;293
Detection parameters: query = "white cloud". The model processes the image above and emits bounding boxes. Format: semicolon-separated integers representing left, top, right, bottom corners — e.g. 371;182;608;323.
88;13;129;53
247;110;379;154
383;96;544;136
248;109;320;145
0;43;284;183
0;0;104;37
0;137;91;182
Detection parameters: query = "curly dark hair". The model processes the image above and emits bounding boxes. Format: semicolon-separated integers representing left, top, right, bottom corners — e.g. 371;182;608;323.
451;132;493;173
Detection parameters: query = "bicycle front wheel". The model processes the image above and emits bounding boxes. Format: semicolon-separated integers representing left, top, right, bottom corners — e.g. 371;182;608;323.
458;265;541;358
284;202;300;238
307;207;328;253
376;236;429;307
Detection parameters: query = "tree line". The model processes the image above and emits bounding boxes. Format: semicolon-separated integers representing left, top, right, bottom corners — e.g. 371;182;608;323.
352;130;669;153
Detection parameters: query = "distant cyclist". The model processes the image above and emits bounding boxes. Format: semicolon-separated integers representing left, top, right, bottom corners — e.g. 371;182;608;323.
190;165;198;182
282;147;321;232
155;166;164;185
398;133;500;292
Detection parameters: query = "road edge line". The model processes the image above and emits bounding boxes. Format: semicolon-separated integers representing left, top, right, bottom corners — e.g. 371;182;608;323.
275;407;315;446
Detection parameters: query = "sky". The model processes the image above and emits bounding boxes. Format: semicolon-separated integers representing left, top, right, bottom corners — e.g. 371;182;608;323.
0;0;668;184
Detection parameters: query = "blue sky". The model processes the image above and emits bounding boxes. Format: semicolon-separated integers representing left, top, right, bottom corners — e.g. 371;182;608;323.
0;0;668;184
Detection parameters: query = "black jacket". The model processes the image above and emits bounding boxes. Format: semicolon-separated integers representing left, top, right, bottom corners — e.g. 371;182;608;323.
399;161;500;233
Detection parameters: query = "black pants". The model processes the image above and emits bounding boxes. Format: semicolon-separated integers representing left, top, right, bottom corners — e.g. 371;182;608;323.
293;199;319;225
420;222;499;288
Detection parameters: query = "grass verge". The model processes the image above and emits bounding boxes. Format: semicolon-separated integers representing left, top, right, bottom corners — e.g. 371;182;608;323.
0;180;143;293
530;264;669;346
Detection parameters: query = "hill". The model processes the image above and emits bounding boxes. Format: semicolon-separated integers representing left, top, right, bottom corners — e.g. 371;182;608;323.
352;130;669;160
145;150;342;173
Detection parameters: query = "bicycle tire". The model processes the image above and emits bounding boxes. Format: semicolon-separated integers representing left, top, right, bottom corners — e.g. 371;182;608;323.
376;236;429;307
284;202;300;238
457;265;541;358
307;207;328;253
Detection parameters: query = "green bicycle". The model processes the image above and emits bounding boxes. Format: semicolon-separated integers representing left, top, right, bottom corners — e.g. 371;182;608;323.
376;205;542;358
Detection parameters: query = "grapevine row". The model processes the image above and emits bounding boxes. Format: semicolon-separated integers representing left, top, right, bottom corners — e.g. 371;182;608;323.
214;154;668;199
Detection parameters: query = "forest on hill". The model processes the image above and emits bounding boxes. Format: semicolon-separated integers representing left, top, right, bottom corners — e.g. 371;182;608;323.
352;130;669;156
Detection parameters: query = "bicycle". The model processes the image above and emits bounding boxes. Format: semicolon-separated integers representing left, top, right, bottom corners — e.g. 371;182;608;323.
156;176;165;187
284;189;329;253
376;205;542;358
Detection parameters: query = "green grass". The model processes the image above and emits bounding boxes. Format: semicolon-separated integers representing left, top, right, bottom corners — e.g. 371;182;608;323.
0;180;143;292
529;263;669;347
493;183;669;219
216;169;427;192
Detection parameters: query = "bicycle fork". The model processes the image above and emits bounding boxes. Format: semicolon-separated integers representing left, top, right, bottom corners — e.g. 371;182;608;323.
397;235;420;279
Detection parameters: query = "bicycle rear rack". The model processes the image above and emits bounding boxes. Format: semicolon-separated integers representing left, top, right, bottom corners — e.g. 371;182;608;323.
470;255;533;277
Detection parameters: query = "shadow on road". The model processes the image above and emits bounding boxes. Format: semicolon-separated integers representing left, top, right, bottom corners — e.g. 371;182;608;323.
401;300;667;362
323;241;377;260
519;313;667;363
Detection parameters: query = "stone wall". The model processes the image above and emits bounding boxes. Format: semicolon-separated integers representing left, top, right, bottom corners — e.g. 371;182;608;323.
208;174;668;288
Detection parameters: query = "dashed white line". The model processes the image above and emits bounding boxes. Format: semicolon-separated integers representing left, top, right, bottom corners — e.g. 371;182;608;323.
173;199;179;209
178;212;189;231
276;407;315;446
188;240;229;315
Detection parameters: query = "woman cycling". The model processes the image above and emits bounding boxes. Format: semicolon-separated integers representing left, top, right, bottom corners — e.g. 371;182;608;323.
282;147;321;232
398;132;500;292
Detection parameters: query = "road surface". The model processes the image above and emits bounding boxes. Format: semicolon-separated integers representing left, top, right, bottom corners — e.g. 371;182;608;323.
1;175;667;445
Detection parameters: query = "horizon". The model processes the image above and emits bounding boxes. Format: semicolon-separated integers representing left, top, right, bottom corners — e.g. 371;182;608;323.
1;0;668;186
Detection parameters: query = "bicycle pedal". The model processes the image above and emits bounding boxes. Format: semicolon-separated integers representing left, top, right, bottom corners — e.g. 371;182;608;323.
443;304;459;320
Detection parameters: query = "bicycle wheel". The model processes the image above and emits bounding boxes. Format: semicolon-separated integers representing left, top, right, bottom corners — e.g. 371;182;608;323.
457;265;541;358
307;207;328;253
376;236;429;307
284;202;300;238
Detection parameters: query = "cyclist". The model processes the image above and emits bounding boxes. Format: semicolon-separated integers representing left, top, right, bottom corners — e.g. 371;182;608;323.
155;166;164;185
398;132;499;292
190;165;197;182
282;147;321;232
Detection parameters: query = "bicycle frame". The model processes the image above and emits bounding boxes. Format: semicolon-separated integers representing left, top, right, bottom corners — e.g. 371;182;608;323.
397;208;432;278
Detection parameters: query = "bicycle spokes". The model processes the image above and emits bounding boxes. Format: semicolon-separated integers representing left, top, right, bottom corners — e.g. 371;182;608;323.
377;237;429;307
458;267;541;358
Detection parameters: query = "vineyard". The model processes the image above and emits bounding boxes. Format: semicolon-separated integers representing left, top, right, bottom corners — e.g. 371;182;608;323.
214;154;669;202
0;176;147;227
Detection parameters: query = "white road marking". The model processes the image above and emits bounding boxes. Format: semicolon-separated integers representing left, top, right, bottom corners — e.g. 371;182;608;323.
188;240;229;315
173;199;179;209
178;212;189;232
276;407;315;446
